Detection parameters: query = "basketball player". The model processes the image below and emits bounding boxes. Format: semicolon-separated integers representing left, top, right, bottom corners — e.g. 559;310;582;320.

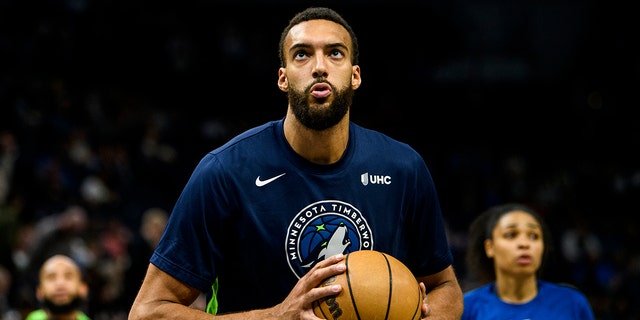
129;6;463;320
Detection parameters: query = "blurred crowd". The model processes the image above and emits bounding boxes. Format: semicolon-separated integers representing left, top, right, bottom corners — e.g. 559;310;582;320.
1;1;639;319
0;113;174;319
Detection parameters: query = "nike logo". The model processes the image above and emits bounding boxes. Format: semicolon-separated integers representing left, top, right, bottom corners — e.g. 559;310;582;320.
255;173;286;187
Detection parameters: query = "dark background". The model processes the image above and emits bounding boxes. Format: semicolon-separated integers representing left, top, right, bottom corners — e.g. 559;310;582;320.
1;0;639;319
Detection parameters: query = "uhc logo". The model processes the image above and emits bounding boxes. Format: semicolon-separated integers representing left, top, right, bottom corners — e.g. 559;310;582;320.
360;172;391;186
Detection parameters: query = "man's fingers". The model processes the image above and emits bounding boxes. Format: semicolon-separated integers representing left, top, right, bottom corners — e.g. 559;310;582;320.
304;254;346;285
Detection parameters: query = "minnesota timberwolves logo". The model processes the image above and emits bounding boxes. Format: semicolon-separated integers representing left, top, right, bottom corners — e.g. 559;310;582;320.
286;200;373;279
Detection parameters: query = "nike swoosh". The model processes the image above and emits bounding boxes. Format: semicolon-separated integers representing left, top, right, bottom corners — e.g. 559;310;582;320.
255;173;286;187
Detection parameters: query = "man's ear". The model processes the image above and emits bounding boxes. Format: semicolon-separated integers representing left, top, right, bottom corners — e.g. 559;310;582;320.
351;65;361;90
78;282;89;299
36;285;44;301
277;68;288;92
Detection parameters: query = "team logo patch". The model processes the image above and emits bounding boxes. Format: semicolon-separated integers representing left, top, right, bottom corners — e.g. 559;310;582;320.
285;200;373;279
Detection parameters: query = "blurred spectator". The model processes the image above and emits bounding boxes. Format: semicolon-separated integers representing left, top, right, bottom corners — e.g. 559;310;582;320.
0;129;30;270
121;208;168;310
27;205;95;275
462;203;595;319
0;130;19;206
560;216;603;292
24;254;91;320
11;205;95;316
89;218;132;320
0;264;20;320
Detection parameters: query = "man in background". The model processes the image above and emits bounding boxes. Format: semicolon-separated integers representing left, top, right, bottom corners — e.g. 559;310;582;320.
25;254;91;320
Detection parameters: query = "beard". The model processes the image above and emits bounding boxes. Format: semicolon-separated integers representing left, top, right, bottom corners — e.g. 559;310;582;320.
42;295;84;315
288;79;353;131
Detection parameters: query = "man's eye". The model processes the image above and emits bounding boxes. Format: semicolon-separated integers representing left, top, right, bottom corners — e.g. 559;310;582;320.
331;50;343;58
294;51;307;59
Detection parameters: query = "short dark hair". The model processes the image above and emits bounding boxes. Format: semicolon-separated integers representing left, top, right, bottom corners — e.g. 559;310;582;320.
278;7;359;67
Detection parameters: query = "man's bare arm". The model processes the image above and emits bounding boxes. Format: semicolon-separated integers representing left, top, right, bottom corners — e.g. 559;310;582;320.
128;254;346;320
417;265;463;320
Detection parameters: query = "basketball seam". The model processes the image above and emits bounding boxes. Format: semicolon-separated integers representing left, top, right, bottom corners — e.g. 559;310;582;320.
346;254;361;320
412;285;422;320
315;300;330;319
383;252;392;320
323;250;420;320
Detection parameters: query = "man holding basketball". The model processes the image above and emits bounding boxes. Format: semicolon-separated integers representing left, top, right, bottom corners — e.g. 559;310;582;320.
129;6;463;320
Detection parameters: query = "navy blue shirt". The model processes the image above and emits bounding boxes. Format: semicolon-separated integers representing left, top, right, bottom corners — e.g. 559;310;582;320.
151;119;452;313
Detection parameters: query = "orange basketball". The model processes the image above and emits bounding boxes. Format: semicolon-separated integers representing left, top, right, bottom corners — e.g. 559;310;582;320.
313;250;422;320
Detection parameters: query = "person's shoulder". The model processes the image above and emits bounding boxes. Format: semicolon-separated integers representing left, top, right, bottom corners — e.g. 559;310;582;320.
463;282;494;301
540;280;584;293
194;120;281;162
351;122;400;142
189;120;279;171
538;280;594;317
24;309;47;320
78;311;92;320
462;283;499;318
351;122;419;155
215;120;280;151
539;280;590;300
24;309;92;320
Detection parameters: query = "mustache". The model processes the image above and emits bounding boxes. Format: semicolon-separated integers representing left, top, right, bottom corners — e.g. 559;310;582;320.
305;78;334;93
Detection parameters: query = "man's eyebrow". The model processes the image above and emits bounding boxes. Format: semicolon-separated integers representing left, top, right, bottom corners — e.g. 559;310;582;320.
326;42;349;51
289;43;312;52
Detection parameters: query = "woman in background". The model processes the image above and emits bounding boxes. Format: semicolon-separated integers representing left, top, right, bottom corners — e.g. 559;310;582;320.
462;203;595;319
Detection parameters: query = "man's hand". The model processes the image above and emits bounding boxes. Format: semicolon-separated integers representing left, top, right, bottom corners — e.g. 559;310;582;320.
271;254;346;320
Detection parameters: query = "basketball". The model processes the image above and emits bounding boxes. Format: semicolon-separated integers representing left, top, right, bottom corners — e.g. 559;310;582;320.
313;250;422;320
